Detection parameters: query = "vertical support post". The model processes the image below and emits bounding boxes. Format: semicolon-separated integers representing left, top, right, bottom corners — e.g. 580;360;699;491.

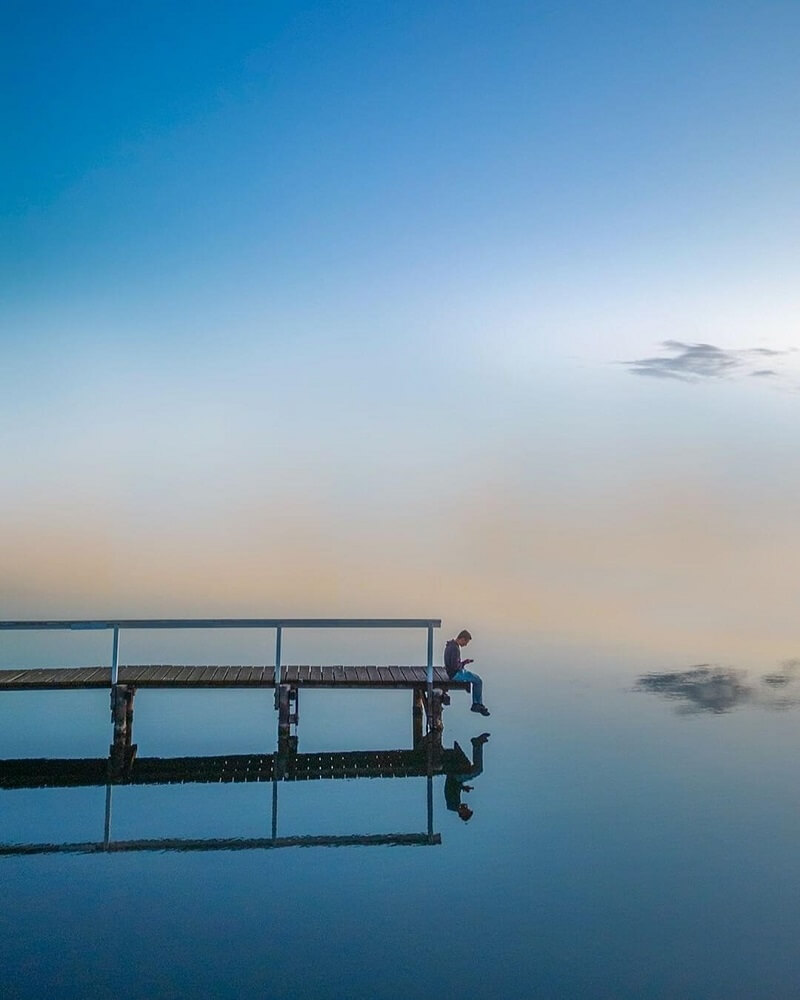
412;688;424;748
275;626;282;687
426;625;434;732
111;625;120;686
277;685;292;750
273;625;283;711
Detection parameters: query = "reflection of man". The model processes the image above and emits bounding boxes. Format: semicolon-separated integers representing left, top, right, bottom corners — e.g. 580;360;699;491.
444;628;490;716
445;733;489;822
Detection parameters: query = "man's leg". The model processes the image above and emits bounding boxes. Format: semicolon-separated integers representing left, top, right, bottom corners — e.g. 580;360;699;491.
452;669;483;706
470;734;487;773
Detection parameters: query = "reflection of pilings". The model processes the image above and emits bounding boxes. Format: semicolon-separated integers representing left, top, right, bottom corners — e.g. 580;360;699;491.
108;685;137;782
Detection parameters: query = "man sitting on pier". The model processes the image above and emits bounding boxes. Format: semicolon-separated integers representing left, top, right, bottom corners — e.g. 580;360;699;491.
444;629;490;716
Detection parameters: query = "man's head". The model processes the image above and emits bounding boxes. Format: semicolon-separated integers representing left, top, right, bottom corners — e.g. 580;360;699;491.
456;629;472;648
457;803;474;822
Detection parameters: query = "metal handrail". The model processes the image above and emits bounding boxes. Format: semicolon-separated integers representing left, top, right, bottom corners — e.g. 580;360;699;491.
0;618;440;691
0;618;440;630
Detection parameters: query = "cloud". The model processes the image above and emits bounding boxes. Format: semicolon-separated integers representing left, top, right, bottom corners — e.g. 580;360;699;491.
623;340;794;384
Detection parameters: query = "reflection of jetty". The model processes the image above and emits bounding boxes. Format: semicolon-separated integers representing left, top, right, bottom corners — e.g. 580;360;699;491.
0;745;475;789
0;730;479;855
0;618;486;855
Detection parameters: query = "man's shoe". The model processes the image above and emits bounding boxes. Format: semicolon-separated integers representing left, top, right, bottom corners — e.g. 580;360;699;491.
470;704;490;717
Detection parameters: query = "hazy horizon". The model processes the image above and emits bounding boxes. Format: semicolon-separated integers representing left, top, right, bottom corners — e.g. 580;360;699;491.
4;2;800;665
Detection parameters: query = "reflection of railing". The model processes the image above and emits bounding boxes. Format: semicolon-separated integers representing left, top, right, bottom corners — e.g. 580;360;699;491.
0;834;438;856
0;702;478;854
0;742;450;853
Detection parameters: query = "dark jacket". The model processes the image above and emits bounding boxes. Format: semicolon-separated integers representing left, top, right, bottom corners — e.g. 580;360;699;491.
444;639;462;679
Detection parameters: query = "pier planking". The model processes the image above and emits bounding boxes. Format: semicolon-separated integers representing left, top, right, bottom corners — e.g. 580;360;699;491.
0;664;466;691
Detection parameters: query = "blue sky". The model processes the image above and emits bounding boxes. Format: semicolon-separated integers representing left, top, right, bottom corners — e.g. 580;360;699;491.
3;1;800;658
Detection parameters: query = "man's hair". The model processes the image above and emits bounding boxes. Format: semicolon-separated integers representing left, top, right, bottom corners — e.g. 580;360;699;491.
457;629;472;641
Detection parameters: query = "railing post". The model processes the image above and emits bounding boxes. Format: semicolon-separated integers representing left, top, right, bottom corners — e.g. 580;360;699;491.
426;625;434;731
111;625;120;686
275;626;282;687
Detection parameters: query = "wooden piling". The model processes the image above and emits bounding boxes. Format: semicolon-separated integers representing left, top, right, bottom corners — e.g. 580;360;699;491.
413;688;424;747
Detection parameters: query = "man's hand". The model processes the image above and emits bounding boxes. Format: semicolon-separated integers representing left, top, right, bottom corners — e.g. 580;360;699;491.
461;658;473;666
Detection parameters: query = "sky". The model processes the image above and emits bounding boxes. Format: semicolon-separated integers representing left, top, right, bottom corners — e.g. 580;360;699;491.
3;1;800;662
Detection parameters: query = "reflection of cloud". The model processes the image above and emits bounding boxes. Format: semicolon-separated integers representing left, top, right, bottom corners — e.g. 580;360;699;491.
638;660;800;714
763;658;800;686
636;666;752;713
623;341;794;384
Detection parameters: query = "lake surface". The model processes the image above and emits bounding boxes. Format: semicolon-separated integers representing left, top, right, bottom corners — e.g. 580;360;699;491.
2;632;800;999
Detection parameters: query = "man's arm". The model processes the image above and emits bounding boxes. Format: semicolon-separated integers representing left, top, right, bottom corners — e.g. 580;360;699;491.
444;640;460;676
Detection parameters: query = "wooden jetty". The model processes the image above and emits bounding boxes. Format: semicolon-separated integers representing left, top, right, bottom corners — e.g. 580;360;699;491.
0;663;461;691
0;618;475;779
0;618;470;741
0;618;486;855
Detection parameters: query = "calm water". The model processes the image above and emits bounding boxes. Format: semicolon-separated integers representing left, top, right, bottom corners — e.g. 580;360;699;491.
2;633;800;1000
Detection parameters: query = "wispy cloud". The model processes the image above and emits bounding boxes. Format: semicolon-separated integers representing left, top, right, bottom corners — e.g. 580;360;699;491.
622;341;796;386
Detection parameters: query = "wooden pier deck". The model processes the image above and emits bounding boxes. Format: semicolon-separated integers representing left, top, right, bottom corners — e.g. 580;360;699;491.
0;665;467;691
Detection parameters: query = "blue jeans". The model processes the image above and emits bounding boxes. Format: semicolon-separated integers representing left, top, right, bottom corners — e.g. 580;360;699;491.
451;669;483;706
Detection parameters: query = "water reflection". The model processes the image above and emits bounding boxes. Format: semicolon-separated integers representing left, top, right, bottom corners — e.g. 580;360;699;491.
444;733;489;822
0;698;491;854
637;659;800;713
